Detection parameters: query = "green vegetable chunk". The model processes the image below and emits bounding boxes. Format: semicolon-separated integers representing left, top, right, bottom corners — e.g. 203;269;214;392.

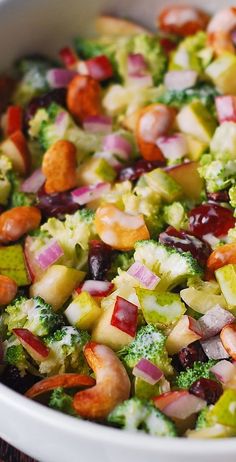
0;244;30;286
175;360;217;389
49;387;78;417
136;288;186;327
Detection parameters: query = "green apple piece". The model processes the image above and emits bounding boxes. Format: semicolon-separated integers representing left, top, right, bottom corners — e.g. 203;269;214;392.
215;264;236;308
65;291;101;330
180;286;227;314
185;134;207;161
207;390;236;428
136;288;186;327
134;376;169;400
167;161;203;201
176;101;217;144
30;265;85;311
206;53;236;95
187;424;236;439
144;168;182;203
0;244;30;286
77;158;116;185
92;303;133;350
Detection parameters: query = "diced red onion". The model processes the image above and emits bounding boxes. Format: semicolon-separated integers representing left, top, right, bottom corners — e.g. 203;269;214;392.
164;70;198;91
164;393;206;420
78;280;114;297
127;262;160;290
201;335;230;360
215;96;236;124
103;134;132;157
46;68;77;88
20;169;45;194
71;182;110;205
127;73;153;88
55;111;70;137
199;305;235;339
35;239;64;270
83;115;112;134
94;150;128;169
127;53;147;76
156;133;188;161
210;360;236;384
111;296;138;337
133;358;163;385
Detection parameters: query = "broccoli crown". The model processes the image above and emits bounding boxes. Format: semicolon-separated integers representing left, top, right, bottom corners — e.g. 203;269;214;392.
156;84;218;112
119;324;173;375
5;343;29;375
4;296;63;337
196;406;211;430
24;297;64;337
40;326;90;376
108;251;134;281
198;154;236;193
8;170;36;208
134;240;203;290
108;397;177;437
130;34;167;85
0;155;12;206
13;55;54;105
49;387;78;416
175;360;218;389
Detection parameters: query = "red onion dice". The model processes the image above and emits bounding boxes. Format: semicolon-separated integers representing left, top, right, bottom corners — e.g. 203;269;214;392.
83;115;112;134
199;305;235;339
127;262;160;290
35;239;64;270
201;336;230;360
46;68;78;88
21;168;45;194
71;182;110;206
210;360;236;384
156;133;188;161
133;358;163;385
164;70;198;91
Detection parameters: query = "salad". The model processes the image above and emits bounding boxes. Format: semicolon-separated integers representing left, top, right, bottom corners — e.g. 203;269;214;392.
1;3;236;440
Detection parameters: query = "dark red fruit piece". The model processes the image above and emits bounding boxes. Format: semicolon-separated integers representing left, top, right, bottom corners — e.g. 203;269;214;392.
172;341;208;372
207;191;230;203
23;88;67;132
189;378;223;404
159;226;211;267
0;365;39;394
118;159;165;182
160;37;178;54
88;240;112;281
37;189;80;218
189;203;235;238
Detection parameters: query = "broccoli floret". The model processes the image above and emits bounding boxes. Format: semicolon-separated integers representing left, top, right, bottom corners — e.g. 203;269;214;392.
156;84;218;112
0;155;12;205
175;360;218;389
108;398;177;436
7;170;36;208
41;209;96;269
134;240;203;291
49;387;78;417
39;326;90;376
163;202;188;230
119;324;173;376
169;31;208;74
12;55;54;105
34;103;102;155
108;252;134;281
4;337;29;375
4;296;63;336
196;406;211;430
129;34;167;85
199;154;236;193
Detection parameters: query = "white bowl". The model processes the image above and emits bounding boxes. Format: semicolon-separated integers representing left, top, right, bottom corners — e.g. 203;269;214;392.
0;0;236;460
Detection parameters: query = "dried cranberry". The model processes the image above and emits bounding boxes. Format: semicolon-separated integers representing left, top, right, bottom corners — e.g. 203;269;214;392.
172;341;208;372
160;37;178;54
0;366;39;394
118;159;165;182
189;203;235;238
159;226;211;267
23;88;67;132
37;189;80;218
207;191;230;203
189;378;223;404
88;240;112;280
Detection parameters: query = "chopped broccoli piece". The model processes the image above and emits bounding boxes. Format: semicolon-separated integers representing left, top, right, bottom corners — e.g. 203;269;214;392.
4;337;29;375
12;55;54;105
0;155;12;205
156;84;218;112
199;154;236;193
196;406;211;430
107;251;134;281
4;296;63;336
119;324;173;376
108;397;177;436
41;209;96;269
134;240;203;291
49;387;78;417
129;34;167;85
175;360;218;389
7;170;36;208
39;326;90;376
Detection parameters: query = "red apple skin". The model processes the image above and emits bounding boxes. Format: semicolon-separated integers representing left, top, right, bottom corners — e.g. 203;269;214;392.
215;96;236;124
13;328;50;362
166;161;203;201
166;315;202;355
153;390;188;411
220;323;236;360
24;236;43;283
10;130;31;174
1;130;31;175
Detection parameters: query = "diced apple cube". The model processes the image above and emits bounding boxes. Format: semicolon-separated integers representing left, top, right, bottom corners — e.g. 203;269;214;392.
166;315;202;355
65;291;101;330
206;54;236;95
167;161;203;201
176;101;217;144
215;96;236;124
215;264;236;308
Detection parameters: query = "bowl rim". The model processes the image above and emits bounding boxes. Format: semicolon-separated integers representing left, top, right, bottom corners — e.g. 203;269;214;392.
1;382;236;453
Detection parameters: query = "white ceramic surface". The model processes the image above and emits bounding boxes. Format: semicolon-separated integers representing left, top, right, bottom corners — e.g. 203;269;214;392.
0;0;236;461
